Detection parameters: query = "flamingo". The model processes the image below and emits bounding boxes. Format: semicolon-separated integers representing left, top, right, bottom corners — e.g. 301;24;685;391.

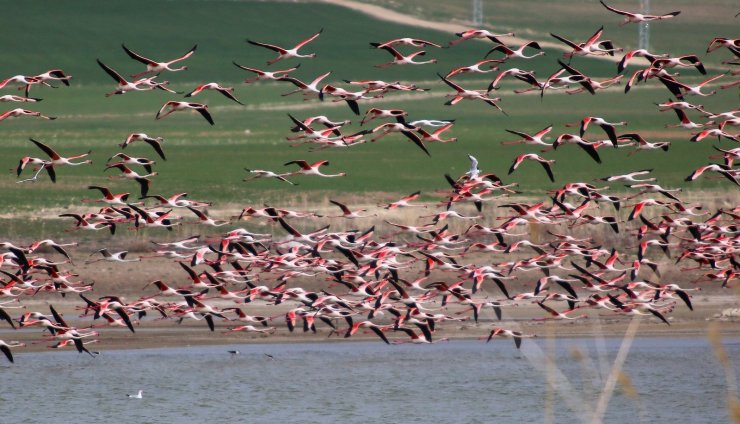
485;41;545;60
658;74;725;99
571;116;625;147
108;153;155;173
247;29;323;65
27;239;76;260
244;168;297;185
375;38;441;49
155;101;214;125
552;134;602;163
617;49;669;73
58;214;115;234
685;164;739;185
0;108;56;121
104;163;157;197
0;340;25;363
449;29;515;46
185;206;230;227
655;98;705;112
690;129;738;143
416;123;457;144
86;249;140;264
82;186;131;206
536;302;588;321
279;71;331;99
618;133;671;155
370;122;430;156
485;327;536;349
0;75;42;96
96;59;175;96
122;44;197;78
445;59;503;78
501;125;553;147
381;191;426;209
487;68;538;91
550;26;621;60
371;43;437;68
34;69;72;88
437;73;505;113
508;154;555;182
566;75;624;94
360;108;408;126
233;62;299;83
597;169;655;183
706;37;740;53
26;138;92;182
541;61;595;97
652;55;706;75
665;108;714;129
120;133;166;160
600;1;680;25
223;325;276;335
0;95;41;103
328;200;375;219
15;156;53;182
343;321;390;344
284;160;346;178
184;83;243;105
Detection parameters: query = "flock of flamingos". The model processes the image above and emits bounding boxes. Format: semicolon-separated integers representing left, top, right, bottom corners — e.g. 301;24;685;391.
0;2;738;363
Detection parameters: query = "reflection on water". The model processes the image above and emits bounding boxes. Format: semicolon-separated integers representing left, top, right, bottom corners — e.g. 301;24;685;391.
2;337;739;423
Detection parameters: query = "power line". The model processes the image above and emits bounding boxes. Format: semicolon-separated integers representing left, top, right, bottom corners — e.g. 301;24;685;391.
638;0;650;50
472;0;483;27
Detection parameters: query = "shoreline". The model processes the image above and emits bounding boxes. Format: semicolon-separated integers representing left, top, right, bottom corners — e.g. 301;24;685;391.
4;298;739;354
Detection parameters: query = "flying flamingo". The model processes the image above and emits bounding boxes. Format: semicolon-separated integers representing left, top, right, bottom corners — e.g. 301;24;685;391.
508;154;555;182
284;160;346;178
120;133;166;160
375;38;442;49
658;74;725;99
82;186;132;206
617;49;670;73
0;340;25;363
485;327;536;349
600;1;680;25
550;26;621;61
501;125;553;147
184;83;243;105
26;138;92;182
371;44;437;68
233;62;299;83
104;163;157;197
96;59;176;96
0;108;56;122
445;59;503;78
0;95;41;103
665;108;713;129
247;29;323;65
485;41;545;60
328;200;376;219
437;73;506;113
155;101;214;125
279;71;331;99
122;44;197;78
108;154;155;175
448;29;515;46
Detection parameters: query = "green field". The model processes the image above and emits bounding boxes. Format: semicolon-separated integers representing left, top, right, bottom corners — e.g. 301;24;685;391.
0;0;737;213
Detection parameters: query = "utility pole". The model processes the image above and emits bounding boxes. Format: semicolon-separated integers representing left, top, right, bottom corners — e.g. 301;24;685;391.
472;0;483;27
638;0;650;50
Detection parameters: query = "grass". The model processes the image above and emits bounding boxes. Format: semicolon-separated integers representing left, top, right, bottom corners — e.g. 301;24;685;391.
0;0;737;214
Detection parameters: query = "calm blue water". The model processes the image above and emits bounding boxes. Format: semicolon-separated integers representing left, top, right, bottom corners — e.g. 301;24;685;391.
1;337;738;423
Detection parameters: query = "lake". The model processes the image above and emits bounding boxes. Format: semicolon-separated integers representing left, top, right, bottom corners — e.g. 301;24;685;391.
2;336;738;423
